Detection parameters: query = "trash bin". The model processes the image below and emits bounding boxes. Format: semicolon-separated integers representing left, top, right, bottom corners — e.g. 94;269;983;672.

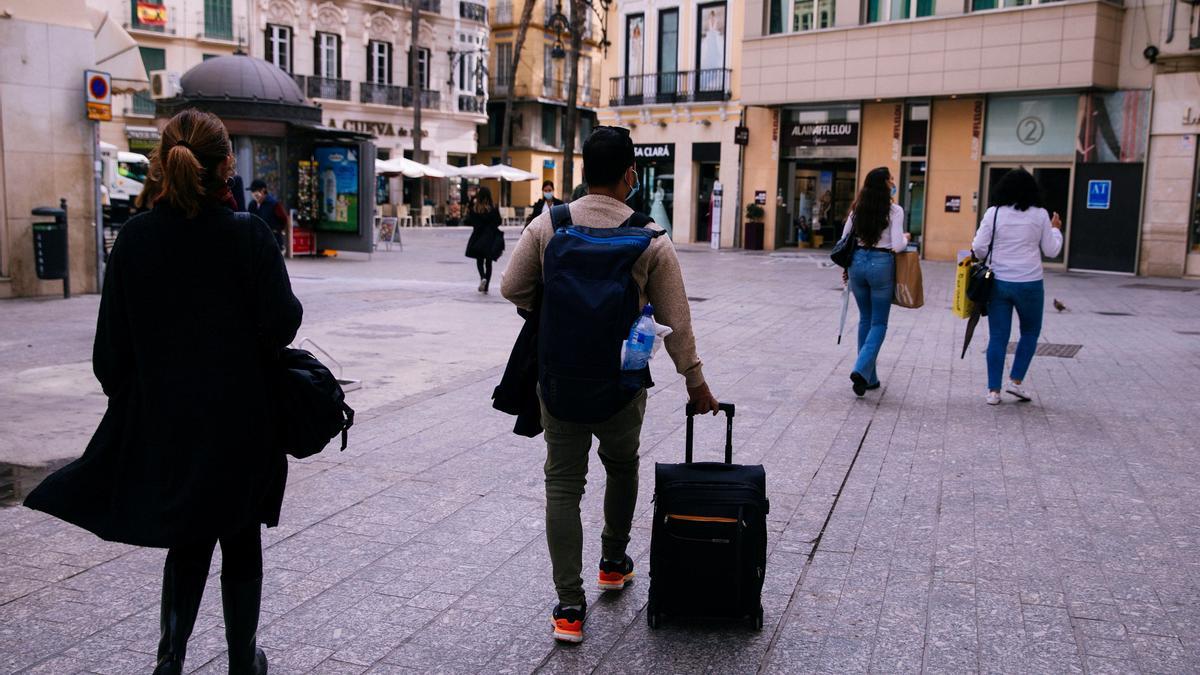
31;199;70;298
744;221;764;251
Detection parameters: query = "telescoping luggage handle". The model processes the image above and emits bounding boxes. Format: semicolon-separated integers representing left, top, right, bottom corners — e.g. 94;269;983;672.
684;402;736;464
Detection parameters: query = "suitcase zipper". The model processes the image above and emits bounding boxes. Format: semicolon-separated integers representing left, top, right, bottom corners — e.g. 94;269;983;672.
665;514;738;524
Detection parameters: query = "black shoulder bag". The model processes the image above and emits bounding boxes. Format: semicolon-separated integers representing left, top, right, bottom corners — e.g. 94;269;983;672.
830;220;857;269
966;207;999;308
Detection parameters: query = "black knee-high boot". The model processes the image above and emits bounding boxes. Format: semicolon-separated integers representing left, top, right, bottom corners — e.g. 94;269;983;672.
153;556;210;675
222;574;268;675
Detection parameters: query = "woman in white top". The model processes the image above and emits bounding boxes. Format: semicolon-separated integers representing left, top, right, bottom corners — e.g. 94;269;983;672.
971;168;1063;405
841;167;909;397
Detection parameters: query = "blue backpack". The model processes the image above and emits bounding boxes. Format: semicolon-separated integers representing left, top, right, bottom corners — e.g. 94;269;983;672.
539;203;664;424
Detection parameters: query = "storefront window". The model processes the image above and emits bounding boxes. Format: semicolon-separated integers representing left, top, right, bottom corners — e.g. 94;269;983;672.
633;144;675;239
1192;146;1200;252
901;102;929;239
780;105;860;247
985;94;1077;157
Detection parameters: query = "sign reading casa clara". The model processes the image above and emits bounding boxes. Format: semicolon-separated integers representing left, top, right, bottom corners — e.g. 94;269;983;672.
634;144;674;161
783;121;859;148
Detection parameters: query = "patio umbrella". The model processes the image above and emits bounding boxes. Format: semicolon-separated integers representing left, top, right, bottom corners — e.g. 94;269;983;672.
375;157;447;179
960;306;983;359
458;164;540;181
837;283;851;345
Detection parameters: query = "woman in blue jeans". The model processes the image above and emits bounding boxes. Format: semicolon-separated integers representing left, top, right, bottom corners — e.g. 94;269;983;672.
972;168;1063;405
842;167;909;397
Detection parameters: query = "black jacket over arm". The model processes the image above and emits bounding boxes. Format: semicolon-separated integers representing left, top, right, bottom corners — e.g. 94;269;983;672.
25;203;303;548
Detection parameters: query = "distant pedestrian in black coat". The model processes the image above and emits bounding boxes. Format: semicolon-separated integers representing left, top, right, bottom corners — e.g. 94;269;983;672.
526;179;565;226
464;185;504;293
25;109;299;675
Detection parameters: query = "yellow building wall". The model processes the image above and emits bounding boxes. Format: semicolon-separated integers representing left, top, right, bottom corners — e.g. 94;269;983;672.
858;102;901;187
740;106;781;250
924;98;985;262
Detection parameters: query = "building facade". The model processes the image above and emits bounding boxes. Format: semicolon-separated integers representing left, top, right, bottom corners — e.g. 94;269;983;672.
99;0;253;155
477;0;603;208
248;0;490;205
598;0;744;246
738;0;1176;276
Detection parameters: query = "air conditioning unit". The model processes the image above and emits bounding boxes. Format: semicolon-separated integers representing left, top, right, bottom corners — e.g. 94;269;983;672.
150;70;182;99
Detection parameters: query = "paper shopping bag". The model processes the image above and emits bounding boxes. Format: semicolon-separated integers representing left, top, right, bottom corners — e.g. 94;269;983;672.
952;257;975;319
892;251;924;309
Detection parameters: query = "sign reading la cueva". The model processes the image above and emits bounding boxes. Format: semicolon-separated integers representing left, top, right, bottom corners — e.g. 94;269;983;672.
782;122;859;148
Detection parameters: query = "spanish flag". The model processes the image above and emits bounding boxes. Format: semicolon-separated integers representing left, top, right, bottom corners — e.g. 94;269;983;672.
136;1;168;26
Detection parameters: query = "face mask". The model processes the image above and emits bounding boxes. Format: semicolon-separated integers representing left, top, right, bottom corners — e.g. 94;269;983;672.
625;172;641;204
890;184;897;197
543;192;554;202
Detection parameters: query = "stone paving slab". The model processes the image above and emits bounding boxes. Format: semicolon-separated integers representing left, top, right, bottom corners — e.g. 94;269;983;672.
2;229;1200;673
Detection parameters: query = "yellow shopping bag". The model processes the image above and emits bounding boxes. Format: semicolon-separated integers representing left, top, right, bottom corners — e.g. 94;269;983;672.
952;257;975;319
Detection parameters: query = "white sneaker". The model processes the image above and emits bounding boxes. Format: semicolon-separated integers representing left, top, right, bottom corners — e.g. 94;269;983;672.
1005;381;1032;402
986;391;1001;406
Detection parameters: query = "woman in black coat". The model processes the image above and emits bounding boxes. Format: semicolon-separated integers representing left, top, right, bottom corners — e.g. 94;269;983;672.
24;109;300;675
463;186;504;293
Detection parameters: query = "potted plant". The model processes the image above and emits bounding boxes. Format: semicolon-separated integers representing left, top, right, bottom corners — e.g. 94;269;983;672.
744;204;765;250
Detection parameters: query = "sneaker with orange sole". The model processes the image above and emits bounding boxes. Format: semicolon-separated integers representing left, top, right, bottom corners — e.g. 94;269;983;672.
598;555;635;591
551;603;585;643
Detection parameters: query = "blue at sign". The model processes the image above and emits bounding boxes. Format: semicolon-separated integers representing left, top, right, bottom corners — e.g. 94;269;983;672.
1086;180;1111;210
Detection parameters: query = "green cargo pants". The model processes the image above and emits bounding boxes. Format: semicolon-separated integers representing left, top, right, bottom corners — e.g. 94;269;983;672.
540;388;647;607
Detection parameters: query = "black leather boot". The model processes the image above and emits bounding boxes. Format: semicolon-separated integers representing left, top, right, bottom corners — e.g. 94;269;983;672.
222;574;268;675
153;557;209;675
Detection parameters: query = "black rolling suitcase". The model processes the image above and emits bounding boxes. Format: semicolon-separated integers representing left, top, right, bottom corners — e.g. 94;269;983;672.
647;403;769;630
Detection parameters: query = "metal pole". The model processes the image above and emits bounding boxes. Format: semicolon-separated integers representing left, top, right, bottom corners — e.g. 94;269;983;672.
734;108;746;248
62;198;71;299
410;0;424;218
92;121;105;292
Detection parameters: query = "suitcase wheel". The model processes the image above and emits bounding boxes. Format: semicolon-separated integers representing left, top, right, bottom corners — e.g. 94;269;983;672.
750;605;764;630
647;602;661;629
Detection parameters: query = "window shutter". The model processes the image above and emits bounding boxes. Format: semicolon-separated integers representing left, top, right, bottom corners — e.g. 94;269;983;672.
336;34;342;79
366;43;374;83
386;43;393;85
265;28;273;64
288;29;293;73
313;33;320;77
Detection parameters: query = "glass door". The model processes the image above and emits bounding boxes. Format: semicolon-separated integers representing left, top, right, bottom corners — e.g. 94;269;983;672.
982;163;1071;266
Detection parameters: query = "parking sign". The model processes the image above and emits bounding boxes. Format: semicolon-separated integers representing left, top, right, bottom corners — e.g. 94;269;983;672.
85;70;112;121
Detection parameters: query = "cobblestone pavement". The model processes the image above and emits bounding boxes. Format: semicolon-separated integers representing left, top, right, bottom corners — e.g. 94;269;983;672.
2;229;1200;673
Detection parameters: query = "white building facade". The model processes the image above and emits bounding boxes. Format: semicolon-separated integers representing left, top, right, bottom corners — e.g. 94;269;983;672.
249;0;490;174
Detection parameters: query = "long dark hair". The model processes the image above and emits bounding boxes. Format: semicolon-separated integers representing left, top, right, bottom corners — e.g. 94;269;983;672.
473;186;495;214
991;168;1042;212
850;166;892;248
138;109;232;217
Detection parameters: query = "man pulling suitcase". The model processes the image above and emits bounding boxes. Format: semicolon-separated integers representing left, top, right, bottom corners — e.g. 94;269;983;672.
501;126;719;643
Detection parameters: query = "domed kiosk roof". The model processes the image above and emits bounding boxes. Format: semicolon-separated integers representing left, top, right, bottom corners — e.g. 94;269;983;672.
158;55;321;124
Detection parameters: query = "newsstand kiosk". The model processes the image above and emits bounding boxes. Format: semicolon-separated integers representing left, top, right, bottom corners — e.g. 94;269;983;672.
156;55;376;256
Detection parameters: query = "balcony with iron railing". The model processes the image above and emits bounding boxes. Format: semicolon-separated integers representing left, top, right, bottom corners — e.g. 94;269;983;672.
458;94;486;113
295;75;351;101
488;80;601;107
608;69;733;107
402;87;441;108
364;0;443;11
361;82;403;106
460;1;487;23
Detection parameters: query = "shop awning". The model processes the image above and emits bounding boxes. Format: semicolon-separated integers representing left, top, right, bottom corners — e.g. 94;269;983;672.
87;5;148;93
458;164;540;182
376;157;448;179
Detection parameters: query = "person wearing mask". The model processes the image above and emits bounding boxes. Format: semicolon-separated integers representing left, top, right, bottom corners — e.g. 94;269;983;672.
248;179;290;251
841;167;909;397
972;168;1063;405
464;186;504;293
24;109;302;675
502;126;719;644
526;180;565;225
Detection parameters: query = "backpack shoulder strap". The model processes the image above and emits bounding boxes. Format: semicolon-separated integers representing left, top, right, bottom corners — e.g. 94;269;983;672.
549;203;573;231
621;211;666;237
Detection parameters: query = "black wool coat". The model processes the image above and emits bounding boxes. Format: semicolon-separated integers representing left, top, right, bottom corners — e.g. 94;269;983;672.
464;207;505;261
24;203;303;548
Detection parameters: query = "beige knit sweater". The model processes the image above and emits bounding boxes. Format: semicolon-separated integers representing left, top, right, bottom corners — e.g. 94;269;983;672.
500;194;706;388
